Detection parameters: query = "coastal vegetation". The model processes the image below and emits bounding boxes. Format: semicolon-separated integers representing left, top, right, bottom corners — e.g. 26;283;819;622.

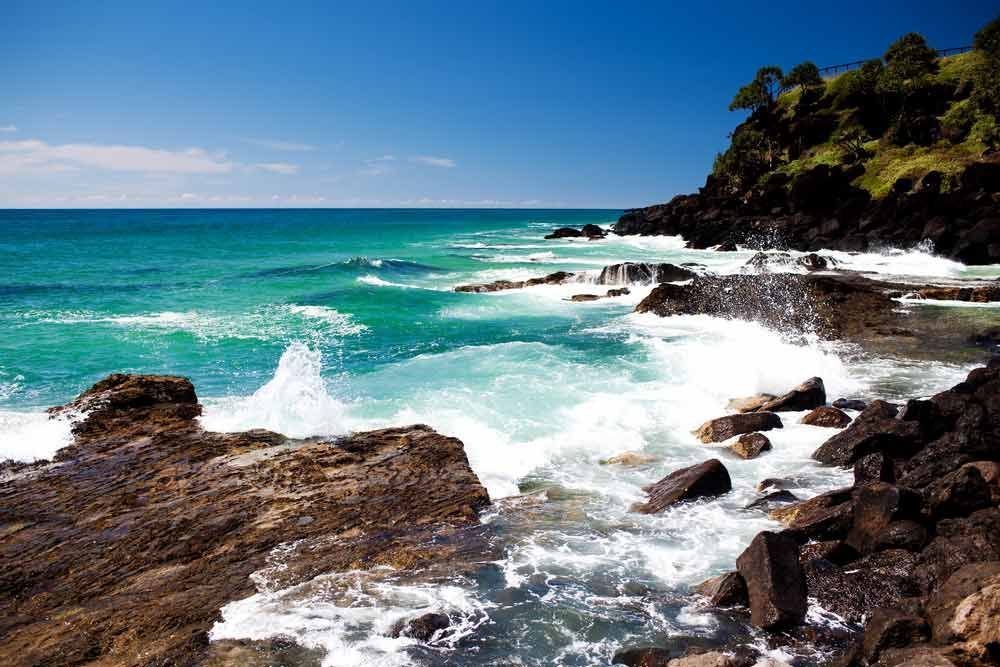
713;15;1000;198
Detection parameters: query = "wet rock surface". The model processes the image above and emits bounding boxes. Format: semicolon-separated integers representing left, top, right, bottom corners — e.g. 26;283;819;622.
631;459;732;514
0;374;491;666
695;412;783;443
596;262;696;285
685;365;1000;665
730;432;772;459
454;271;574;292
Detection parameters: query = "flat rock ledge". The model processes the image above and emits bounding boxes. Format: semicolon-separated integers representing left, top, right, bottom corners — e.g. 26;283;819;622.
0;374;491;666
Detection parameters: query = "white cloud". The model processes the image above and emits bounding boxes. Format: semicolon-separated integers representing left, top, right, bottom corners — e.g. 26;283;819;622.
0;125;16;133
241;137;316;152
254;162;299;175
365;155;395;164
0;139;232;174
410;155;456;168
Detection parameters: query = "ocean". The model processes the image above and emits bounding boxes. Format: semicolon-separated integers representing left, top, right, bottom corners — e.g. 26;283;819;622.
1;208;997;665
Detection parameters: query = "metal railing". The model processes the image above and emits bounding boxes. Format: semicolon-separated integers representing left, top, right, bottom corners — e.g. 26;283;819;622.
818;46;972;78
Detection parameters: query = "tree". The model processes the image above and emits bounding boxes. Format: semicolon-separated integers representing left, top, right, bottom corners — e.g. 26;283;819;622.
973;14;1000;61
782;62;823;91
882;32;938;82
729;66;785;113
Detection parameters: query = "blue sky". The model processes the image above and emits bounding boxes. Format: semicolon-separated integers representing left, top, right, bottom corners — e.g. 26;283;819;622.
3;1;995;208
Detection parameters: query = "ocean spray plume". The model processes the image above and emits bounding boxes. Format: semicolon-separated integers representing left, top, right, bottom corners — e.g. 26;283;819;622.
200;342;349;438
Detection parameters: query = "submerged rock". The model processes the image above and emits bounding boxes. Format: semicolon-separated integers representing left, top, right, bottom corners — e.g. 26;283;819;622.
631;459;732;514
834;398;868;412
389;612;451;642
744;490;797;511
602;451;658;466
0;374;491;665
694;412;783;443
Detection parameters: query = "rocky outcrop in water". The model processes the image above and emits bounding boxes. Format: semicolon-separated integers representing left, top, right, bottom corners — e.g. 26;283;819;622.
544;224;607;240
613;160;1000;265
596;262;696;285
692;364;1000;665
0;374;490;666
454;271;574;292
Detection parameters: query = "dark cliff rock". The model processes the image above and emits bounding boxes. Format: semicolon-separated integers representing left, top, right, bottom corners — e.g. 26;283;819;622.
0;375;491;666
596;262;696;285
613;160;1000;265
454;271;574;292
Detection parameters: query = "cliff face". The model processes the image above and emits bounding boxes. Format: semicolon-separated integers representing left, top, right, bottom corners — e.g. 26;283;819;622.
0;374;490;666
614;160;1000;264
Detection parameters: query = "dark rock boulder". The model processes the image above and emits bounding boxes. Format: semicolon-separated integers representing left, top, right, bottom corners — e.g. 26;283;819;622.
913;508;1000;594
597;262;696;285
631;459;732;514
873;520;930;552
730;432;772;459
390;612;451;642
844;483;922;555
611;647;674;667
694;412;783;443
854;451;898;484
770;487;856;543
455;271;574;292
693;571;749;607
580;223;607;238
834;398;869;411
755;377;826;413
800;406;852;428
736;531;808;630
744;490;797;511
812;400;923;466
925;466;993;521
716;241;737;252
855;607;931;665
544;227;584;239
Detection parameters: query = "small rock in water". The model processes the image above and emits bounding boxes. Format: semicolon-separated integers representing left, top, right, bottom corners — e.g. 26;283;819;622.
799;406;852;428
744;490;797;511
756;477;795;492
695;412;782;443
631;459;732;514
606;287;631;297
693;571;748;607
390;612;450;642
754;377;826;412
716;241;737;252
569;293;601;302
730;432;772;459
833;398;868;411
602;451;657;466
727;393;776;413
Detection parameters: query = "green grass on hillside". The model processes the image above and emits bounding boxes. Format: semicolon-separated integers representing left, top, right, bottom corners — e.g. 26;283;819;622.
856;140;983;197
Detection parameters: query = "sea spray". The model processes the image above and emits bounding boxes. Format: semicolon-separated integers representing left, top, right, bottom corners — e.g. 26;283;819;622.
201;342;349;438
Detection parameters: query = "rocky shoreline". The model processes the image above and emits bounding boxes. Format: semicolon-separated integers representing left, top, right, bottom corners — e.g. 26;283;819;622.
0;375;490;666
2;256;998;666
608;150;1000;267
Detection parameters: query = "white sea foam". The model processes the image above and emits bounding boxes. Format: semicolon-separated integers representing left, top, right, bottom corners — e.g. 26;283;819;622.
356;275;420;289
211;567;491;667
0;409;76;462
201;342;350;438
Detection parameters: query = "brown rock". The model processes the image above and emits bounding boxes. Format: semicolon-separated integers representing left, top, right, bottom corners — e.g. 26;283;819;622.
730;432;772;459
0;375;491;666
845;483;922;555
693;571;748;607
800;406;852;428
603;451;658;466
812;400;923;466
727;393;777;413
631;459;732;514
694;412;783;443
745;490;797;511
756;377;827;412
390;612;451;642
926;466;993;521
770;487;855;543
454;271;574;292
804;550;921;623
857;607;930;665
736;531;807;630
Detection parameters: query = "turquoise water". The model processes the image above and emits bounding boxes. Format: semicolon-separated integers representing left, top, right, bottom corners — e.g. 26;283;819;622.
1;209;995;665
